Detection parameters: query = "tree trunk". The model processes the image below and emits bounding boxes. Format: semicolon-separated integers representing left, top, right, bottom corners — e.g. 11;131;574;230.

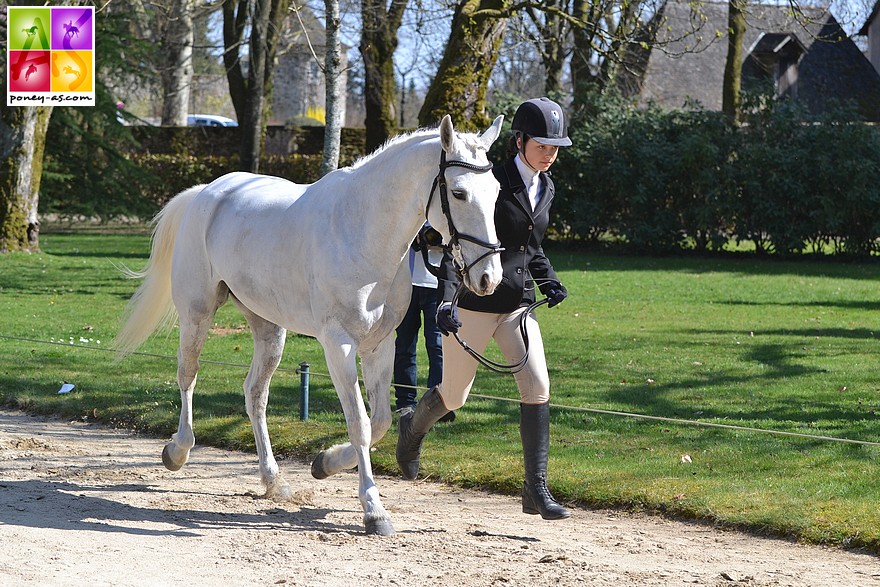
223;0;289;172
722;0;746;122
542;33;565;95
222;0;248;120
569;0;644;117
526;0;566;95
359;0;408;152
0;105;51;253
321;0;344;175
160;0;195;126
418;0;509;130
241;0;272;173
568;1;600;116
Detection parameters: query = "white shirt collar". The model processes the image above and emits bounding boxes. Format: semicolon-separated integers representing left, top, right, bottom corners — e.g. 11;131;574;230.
514;153;539;186
514;154;542;211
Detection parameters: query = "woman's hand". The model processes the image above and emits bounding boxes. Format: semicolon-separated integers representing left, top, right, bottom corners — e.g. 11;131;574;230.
544;282;568;308
436;303;462;336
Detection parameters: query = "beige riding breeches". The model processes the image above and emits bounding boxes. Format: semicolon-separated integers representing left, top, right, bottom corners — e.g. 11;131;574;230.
438;306;549;409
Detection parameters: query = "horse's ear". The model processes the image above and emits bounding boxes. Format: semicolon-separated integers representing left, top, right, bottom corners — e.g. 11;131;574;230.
480;115;504;149
439;115;455;152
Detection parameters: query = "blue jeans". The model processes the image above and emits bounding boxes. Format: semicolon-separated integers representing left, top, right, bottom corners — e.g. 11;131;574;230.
393;285;443;410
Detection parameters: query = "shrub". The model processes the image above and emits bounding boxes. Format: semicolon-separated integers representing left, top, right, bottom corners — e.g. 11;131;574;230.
554;93;880;257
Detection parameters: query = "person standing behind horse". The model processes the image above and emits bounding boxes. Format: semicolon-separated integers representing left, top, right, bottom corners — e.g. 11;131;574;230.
397;97;572;520
393;223;455;422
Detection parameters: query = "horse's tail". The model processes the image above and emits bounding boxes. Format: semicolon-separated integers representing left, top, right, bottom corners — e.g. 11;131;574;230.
113;184;205;358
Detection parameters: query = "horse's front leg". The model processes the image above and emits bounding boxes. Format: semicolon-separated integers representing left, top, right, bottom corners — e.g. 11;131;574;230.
360;335;394;445
310;336;394;478
317;336;394;536
237;305;290;500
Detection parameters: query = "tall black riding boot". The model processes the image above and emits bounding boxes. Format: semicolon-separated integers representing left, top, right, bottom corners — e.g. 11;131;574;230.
397;386;450;480
520;402;570;520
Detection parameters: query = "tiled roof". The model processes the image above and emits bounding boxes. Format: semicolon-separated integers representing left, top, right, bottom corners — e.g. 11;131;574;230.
617;0;880;120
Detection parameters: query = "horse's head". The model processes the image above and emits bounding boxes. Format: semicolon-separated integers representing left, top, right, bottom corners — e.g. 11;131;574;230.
427;115;504;297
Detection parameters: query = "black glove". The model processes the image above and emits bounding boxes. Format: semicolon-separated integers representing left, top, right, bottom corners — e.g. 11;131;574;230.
412;226;443;251
420;225;444;247
436;304;461;336
544;282;568;308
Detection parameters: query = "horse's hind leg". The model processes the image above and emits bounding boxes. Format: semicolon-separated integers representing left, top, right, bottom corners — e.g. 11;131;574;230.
233;299;291;500
310;336;394;480
163;293;224;471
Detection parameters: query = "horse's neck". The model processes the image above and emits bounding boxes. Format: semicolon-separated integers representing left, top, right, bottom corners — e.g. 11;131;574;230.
345;136;439;267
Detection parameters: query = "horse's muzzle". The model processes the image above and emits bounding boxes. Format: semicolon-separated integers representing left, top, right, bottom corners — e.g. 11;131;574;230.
464;264;501;297
479;272;500;295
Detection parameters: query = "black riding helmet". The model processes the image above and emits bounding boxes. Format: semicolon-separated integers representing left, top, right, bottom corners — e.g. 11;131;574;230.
511;97;572;147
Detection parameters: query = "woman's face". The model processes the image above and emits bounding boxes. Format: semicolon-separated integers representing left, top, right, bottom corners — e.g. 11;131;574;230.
519;137;559;173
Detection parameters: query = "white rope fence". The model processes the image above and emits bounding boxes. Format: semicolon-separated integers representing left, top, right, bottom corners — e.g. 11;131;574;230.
3;334;879;448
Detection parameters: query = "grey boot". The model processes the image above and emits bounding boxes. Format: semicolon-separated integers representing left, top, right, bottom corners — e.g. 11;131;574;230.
396;386;450;480
520;402;571;520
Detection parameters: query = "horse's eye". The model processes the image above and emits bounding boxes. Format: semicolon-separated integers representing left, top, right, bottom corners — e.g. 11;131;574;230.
451;190;466;201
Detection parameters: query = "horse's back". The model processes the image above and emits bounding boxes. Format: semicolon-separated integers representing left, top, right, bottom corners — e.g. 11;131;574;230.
181;172;312;248
201;172;310;208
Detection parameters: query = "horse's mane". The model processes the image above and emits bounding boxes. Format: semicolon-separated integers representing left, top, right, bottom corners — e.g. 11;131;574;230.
349;127;437;171
348;124;488;171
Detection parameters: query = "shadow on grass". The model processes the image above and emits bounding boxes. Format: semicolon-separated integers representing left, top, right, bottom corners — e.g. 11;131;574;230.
718;300;880;313
589;337;879;443
683;326;880;340
546;245;880;280
47;250;150;261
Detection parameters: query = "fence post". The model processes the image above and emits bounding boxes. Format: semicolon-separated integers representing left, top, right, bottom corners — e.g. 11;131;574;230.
298;362;310;421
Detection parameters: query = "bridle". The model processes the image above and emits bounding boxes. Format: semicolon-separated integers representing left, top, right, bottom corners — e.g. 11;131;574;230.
424;150;504;279
423;148;547;375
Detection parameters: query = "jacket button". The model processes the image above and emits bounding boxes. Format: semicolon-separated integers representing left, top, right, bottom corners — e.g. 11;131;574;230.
528;225;533;230
516;268;523;274
519;246;525;252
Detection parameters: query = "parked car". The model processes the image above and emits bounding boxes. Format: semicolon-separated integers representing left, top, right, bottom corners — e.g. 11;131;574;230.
187;114;238;127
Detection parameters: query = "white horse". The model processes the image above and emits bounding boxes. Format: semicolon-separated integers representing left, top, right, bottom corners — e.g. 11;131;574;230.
114;115;504;535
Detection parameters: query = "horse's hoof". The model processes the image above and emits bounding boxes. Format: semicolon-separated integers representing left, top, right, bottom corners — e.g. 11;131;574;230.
161;444;184;471
310;451;330;479
263;476;293;501
365;517;395;536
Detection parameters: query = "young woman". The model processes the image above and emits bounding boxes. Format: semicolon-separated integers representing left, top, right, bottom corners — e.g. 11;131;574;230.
397;97;572;520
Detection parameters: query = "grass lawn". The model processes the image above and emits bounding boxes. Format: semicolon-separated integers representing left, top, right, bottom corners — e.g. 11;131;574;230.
1;230;879;552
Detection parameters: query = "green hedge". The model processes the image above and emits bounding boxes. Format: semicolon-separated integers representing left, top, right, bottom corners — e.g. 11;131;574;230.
128;153;326;208
553;99;880;256
42;152;327;221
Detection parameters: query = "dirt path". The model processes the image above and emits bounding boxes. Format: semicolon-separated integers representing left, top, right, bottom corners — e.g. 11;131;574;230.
0;410;877;587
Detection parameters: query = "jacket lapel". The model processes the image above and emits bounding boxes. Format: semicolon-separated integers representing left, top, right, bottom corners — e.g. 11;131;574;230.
532;174;555;218
502;159;536;218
